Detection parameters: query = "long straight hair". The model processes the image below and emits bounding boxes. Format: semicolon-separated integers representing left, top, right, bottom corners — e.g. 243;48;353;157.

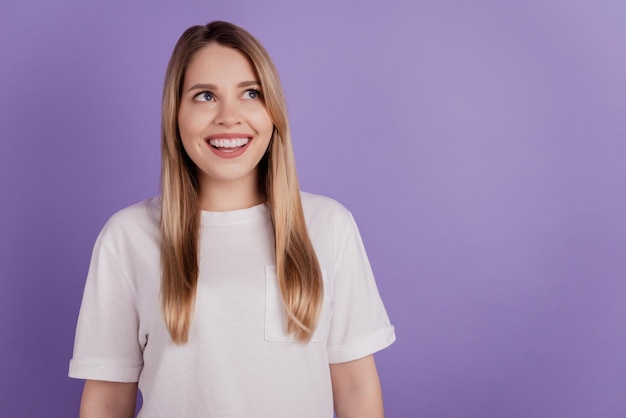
160;21;323;344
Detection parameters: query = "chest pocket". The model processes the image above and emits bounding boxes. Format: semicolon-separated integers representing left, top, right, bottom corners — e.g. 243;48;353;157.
264;265;330;342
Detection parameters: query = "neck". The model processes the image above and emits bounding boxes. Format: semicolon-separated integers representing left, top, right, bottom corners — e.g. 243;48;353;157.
198;175;264;212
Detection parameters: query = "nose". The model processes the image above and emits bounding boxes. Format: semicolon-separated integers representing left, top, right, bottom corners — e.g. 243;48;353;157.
214;99;241;127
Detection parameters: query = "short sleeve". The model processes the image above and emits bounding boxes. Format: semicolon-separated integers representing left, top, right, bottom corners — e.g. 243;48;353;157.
68;232;143;382
326;212;396;364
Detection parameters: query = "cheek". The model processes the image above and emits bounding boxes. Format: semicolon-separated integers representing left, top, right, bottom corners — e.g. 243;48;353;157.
177;106;206;139
250;110;274;137
178;131;193;160
178;115;193;140
177;113;201;157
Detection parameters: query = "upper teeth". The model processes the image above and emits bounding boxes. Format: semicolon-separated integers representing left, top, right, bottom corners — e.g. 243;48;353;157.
209;138;249;148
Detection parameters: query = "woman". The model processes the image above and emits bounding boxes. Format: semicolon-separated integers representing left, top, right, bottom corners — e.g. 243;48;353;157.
69;21;395;417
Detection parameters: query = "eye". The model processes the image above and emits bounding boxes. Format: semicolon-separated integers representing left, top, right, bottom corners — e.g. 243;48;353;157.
194;91;215;102
242;89;262;100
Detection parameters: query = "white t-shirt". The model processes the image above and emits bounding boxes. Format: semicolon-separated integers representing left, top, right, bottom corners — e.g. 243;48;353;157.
69;192;395;417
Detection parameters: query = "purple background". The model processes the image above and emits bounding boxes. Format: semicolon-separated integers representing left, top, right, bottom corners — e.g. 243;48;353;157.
1;0;625;417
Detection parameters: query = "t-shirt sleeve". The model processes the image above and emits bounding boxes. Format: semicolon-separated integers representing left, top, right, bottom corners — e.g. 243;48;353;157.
68;232;143;382
326;211;396;364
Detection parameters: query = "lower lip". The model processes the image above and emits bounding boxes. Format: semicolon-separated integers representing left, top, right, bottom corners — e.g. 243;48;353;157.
207;139;251;159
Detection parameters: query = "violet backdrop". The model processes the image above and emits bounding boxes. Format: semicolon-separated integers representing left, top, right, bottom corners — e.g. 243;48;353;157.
1;0;625;417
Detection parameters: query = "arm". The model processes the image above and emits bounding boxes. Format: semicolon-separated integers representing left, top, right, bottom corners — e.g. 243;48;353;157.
79;380;138;418
330;355;385;418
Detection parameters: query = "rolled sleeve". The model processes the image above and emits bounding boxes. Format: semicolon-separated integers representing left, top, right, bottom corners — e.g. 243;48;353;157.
69;233;143;382
326;212;396;363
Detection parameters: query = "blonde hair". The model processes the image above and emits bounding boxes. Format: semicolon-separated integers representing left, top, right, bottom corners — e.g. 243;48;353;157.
160;21;323;344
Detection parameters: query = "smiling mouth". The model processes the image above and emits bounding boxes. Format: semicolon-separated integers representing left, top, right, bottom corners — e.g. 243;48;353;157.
208;137;250;152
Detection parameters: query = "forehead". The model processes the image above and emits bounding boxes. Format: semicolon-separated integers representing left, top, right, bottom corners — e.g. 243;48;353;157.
184;43;258;85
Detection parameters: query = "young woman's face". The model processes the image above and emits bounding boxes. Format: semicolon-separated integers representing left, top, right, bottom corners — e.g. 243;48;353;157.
178;43;273;195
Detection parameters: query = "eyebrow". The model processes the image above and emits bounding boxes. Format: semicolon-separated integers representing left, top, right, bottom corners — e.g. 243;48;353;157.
186;80;260;92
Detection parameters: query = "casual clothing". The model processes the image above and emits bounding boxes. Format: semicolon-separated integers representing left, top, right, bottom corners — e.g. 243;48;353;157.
69;192;395;417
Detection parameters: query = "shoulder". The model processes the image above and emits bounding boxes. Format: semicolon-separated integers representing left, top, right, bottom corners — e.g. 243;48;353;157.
301;192;353;221
300;191;357;239
99;197;160;244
